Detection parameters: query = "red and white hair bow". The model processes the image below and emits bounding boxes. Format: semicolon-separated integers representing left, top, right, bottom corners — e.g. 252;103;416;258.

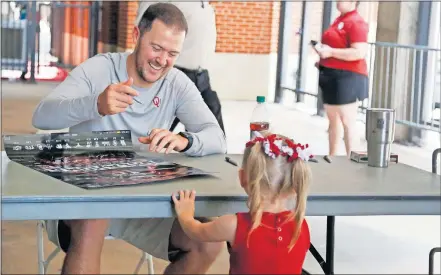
246;132;313;162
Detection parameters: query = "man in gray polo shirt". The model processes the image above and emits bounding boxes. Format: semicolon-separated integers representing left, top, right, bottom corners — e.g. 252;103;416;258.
32;3;226;274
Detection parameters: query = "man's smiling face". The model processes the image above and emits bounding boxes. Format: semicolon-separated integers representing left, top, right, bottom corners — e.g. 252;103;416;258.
133;19;186;84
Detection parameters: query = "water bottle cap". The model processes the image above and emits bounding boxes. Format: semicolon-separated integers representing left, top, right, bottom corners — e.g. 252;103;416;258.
256;96;265;103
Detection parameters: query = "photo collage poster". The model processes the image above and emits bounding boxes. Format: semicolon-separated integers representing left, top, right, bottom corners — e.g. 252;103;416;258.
3;130;211;189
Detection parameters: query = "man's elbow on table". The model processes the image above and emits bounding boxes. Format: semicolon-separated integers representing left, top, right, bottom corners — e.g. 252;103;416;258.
185;127;227;157
31;103;51;130
210;126;227;154
31;101;65;130
212;129;227;155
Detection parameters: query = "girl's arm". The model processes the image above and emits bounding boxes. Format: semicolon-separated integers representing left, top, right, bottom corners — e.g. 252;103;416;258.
172;190;237;243
179;214;237;243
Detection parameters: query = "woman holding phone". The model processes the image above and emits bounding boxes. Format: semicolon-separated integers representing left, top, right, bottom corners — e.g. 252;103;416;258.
314;0;369;157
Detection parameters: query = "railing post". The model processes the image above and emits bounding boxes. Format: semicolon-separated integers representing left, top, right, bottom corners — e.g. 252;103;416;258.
409;1;432;144
29;1;38;83
274;1;286;103
88;1;100;58
295;1;311;103
274;1;293;104
316;0;336;116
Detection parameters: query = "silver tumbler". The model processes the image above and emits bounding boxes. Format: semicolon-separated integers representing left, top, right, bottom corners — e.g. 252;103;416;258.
365;108;396;167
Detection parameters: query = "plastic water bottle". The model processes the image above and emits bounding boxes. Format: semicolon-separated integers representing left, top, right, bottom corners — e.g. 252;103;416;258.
250;96;270;139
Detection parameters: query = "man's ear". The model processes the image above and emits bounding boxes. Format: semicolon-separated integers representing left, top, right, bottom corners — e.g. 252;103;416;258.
132;26;140;46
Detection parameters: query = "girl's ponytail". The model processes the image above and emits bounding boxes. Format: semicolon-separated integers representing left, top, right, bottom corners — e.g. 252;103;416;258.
288;160;311;251
244;140;267;248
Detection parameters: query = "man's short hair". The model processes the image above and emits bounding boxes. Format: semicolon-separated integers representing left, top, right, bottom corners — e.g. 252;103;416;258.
138;3;188;36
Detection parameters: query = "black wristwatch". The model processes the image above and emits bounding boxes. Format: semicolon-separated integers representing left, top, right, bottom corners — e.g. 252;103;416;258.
178;132;193;152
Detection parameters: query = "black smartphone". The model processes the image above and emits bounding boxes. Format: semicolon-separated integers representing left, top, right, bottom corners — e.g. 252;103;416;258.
310;40;318;46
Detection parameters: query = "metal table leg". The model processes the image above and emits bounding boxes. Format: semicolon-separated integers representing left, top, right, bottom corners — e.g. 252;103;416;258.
428;148;440;275
326;216;335;274
429;247;441;275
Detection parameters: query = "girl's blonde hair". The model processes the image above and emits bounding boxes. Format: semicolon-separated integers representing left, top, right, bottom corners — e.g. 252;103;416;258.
242;131;312;251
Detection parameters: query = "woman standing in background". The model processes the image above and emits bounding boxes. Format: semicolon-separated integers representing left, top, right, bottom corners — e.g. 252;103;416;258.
314;0;369;157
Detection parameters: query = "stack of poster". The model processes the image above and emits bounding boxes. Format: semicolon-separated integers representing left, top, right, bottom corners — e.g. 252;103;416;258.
3;130;211;189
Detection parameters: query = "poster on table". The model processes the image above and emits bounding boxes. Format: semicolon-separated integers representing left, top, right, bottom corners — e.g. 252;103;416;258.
3;130;211;189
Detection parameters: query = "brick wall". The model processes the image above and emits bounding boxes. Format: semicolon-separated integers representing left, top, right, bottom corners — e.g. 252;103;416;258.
210;1;277;54
50;1;91;66
270;2;280;53
100;1;378;55
117;1;139;50
70;1;90;39
209;1;376;55
207;1;324;55
100;1;119;45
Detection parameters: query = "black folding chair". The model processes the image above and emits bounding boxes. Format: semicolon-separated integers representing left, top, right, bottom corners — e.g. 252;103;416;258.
302;242;328;274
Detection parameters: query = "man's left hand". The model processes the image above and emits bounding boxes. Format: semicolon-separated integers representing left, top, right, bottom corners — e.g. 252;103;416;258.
317;44;334;59
138;129;188;153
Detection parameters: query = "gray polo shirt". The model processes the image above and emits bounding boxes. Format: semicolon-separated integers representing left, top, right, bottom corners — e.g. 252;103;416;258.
32;52;226;156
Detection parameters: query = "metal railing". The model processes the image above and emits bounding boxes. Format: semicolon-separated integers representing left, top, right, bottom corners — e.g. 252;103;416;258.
1;1;30;73
280;41;441;138
1;1;99;82
365;42;441;133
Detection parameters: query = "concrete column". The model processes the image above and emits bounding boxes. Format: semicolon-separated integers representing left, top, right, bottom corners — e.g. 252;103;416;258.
274;1;293;103
371;1;420;143
422;1;440;131
295;1;312;103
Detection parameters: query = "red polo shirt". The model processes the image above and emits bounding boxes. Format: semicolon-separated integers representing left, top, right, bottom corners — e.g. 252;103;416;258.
320;10;369;76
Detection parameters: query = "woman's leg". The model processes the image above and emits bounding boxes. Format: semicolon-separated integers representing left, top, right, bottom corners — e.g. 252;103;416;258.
324;104;341;156
337;102;359;156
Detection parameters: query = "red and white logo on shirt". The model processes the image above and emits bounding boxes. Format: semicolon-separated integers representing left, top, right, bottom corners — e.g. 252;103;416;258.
337;22;344;30
152;96;160;108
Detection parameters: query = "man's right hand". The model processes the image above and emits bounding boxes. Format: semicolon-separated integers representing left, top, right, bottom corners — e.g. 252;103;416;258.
97;78;139;116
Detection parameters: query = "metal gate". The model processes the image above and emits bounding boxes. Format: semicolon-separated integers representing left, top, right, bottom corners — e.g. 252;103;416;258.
1;1;100;82
1;1;29;73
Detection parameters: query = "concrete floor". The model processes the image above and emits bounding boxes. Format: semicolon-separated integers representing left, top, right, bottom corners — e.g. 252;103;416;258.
1;81;440;274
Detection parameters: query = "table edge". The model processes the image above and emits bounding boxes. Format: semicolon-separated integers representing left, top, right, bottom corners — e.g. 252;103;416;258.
2;194;441;203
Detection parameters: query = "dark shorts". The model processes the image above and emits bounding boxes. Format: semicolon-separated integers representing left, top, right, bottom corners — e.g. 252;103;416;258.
318;66;369;105
58;220;183;262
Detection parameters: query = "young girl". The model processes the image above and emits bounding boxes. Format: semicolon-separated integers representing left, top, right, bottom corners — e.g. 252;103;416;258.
172;132;312;274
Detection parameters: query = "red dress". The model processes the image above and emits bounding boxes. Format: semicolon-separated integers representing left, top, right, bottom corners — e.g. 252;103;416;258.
228;211;310;274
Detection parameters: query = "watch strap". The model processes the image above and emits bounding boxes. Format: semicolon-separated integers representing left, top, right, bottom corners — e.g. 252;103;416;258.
178;132;193;152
